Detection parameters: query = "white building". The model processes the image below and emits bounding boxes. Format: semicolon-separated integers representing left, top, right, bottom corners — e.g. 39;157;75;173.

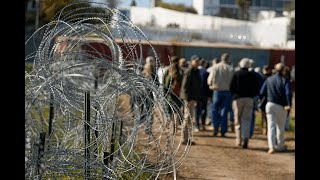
116;6;292;48
193;0;220;16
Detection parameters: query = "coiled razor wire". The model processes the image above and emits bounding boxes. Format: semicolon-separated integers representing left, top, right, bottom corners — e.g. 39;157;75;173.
25;1;192;179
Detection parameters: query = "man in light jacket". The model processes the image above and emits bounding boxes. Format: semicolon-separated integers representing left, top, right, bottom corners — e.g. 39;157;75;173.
207;53;233;137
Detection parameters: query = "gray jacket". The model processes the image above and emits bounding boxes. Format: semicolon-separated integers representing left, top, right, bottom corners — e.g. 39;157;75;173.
207;62;233;91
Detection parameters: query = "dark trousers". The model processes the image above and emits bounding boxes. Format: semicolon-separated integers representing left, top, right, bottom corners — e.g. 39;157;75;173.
195;99;207;129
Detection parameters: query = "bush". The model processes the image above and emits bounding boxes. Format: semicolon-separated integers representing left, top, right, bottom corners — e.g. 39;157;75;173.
159;2;197;14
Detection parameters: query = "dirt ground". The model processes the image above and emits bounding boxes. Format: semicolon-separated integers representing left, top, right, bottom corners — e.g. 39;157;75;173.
117;95;295;180
164;126;295;180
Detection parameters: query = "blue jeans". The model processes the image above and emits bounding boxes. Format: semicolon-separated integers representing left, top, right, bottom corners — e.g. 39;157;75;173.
250;96;259;137
229;98;234;123
230;110;234;122
211;91;231;134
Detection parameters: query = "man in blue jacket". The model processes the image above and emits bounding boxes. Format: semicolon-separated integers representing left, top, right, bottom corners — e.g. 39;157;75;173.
260;63;292;154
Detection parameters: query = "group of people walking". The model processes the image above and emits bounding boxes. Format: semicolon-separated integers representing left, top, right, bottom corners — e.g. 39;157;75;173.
143;53;294;154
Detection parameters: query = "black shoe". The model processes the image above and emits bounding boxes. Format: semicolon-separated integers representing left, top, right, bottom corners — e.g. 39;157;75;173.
221;133;226;137
213;132;218;137
242;139;248;149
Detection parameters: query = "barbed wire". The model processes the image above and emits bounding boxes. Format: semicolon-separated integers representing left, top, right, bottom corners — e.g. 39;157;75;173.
25;1;192;179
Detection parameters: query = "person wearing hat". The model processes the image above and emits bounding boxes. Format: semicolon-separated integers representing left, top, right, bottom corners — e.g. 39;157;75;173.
260;63;292;154
230;58;260;148
207;53;234;137
180;55;201;145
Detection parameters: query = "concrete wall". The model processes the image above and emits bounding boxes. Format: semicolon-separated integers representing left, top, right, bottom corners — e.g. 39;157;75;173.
128;7;290;48
253;17;289;47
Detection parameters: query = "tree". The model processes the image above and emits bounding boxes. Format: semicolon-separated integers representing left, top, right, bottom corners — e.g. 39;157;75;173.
40;0;117;25
219;8;236;19
40;0;75;24
236;0;250;20
185;7;197;14
158;2;197;14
